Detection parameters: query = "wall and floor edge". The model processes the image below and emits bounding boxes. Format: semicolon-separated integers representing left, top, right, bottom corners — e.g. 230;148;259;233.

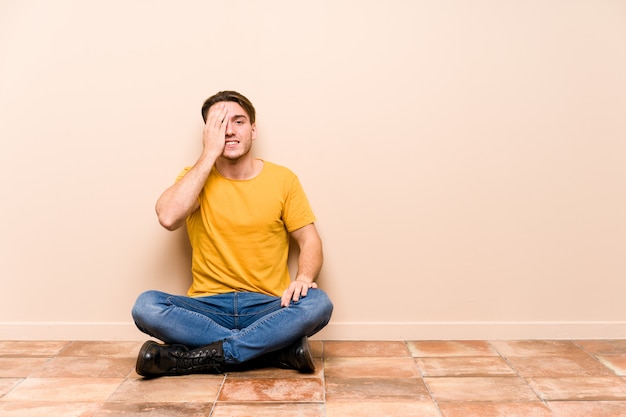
1;322;624;341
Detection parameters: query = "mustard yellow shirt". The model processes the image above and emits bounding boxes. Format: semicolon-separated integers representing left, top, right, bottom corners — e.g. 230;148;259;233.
178;160;316;297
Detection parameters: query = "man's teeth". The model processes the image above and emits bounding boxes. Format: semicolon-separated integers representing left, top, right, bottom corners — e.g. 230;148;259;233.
226;141;238;145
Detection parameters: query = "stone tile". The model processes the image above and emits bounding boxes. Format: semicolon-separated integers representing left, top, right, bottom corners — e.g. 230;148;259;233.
438;402;555;417
597;354;626;375
226;357;324;378
425;376;539;402
506;353;615;378
0;341;71;357
416;356;515;377
576;340;626;355
4;338;625;417
95;402;214;417
109;377;222;402
408;341;498;357
30;356;136;378
0;402;102;417
0;378;23;397
0;358;49;377
59;341;144;358
528;377;626;401
490;341;582;357
218;378;323;402
212;402;325;417
324;357;420;378
325;400;440;417
548;400;626;417
325;377;431;401
324;341;410;357
2;377;124;402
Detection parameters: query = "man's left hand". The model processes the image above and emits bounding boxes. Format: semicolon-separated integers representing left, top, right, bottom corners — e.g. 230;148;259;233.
281;279;318;307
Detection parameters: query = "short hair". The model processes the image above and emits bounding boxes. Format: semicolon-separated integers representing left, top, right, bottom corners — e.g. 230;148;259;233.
201;91;256;124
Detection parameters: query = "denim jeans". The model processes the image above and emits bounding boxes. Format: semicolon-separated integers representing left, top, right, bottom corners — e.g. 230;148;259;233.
131;289;333;364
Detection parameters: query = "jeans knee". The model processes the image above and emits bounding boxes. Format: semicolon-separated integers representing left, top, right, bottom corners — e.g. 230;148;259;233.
302;289;333;325
317;289;334;317
131;290;164;326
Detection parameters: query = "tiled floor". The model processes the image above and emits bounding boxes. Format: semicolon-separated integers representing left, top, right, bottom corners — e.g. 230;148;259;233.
1;340;626;416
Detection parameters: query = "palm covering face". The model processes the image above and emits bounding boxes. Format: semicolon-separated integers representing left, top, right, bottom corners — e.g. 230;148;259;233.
202;103;229;159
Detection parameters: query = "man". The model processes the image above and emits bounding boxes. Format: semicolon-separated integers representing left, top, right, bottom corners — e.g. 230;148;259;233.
132;91;333;377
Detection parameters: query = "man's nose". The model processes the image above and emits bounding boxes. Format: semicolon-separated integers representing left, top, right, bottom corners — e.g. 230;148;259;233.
225;121;235;135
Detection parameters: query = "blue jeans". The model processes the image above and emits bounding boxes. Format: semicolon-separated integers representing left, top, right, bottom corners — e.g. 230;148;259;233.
131;289;333;365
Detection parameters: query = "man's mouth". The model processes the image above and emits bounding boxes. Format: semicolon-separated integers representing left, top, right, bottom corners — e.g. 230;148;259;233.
225;140;239;146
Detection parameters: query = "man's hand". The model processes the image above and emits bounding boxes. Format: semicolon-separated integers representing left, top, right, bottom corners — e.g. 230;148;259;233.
281;279;318;307
202;103;229;159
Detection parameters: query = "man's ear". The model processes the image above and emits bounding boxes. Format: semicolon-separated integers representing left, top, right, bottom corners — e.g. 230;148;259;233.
251;123;257;140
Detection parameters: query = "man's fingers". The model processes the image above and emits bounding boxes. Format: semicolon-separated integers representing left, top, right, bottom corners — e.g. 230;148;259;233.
282;281;315;307
294;285;307;302
281;286;294;307
206;104;228;129
281;291;294;307
202;104;229;156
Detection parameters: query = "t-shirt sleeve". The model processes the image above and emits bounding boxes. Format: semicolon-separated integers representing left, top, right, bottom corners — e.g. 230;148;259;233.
176;167;192;182
283;175;317;232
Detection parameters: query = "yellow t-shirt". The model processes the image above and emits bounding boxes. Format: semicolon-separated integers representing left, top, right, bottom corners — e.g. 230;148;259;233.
178;160;316;297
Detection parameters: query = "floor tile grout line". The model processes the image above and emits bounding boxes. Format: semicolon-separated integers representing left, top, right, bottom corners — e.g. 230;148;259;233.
1;377;28;400
57;340;75;356
572;340;626;379
321;340;327;417
207;374;228;417
406;341;445;417
488;339;557;411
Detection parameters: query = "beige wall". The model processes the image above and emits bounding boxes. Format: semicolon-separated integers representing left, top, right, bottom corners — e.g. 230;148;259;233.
1;0;625;341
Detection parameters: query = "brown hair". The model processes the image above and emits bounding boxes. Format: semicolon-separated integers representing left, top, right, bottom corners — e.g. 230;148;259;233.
201;91;256;124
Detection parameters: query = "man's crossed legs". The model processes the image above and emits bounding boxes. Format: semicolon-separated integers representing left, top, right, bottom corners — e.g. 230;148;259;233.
131;289;333;377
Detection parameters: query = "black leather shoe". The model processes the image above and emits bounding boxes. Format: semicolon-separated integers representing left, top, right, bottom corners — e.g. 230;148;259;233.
136;340;224;377
275;336;315;373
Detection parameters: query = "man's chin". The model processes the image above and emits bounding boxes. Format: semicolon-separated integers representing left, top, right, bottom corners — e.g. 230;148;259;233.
220;151;247;162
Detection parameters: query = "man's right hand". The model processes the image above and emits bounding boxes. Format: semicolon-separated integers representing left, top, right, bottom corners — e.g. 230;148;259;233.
202;103;229;159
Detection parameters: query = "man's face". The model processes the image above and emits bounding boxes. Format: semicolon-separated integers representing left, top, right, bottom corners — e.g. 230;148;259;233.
219;101;257;161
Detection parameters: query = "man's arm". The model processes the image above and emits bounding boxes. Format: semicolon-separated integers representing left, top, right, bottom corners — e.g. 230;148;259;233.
155;104;229;231
281;223;324;307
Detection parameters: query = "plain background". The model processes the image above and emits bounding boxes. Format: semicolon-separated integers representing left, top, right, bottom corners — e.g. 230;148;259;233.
1;0;625;340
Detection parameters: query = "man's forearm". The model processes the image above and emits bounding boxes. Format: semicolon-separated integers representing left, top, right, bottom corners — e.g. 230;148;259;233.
296;246;323;284
293;225;324;284
155;155;215;231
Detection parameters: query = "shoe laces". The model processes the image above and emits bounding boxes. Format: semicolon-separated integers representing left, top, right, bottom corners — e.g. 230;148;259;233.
173;347;224;374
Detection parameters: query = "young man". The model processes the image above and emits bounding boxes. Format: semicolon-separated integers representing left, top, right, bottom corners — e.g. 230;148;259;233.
131;91;333;377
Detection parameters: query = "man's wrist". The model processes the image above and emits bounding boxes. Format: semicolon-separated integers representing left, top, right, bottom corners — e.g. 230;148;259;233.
295;276;314;285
